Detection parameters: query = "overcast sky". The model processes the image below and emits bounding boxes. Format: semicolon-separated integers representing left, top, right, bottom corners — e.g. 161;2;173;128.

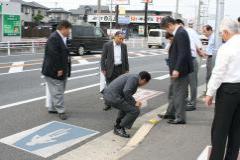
24;0;239;20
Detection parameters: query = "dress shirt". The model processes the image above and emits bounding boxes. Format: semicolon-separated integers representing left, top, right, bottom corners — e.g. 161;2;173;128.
206;33;215;55
207;34;240;96
57;30;67;46
113;41;122;65
172;25;180;36
186;28;202;58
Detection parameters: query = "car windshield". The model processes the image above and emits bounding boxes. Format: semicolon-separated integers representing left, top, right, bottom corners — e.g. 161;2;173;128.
149;31;160;37
72;26;95;37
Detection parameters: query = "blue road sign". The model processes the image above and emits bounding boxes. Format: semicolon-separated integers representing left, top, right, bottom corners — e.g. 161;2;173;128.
0;121;99;158
118;16;130;24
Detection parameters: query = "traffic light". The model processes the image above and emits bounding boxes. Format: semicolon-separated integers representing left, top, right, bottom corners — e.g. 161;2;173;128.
115;5;119;25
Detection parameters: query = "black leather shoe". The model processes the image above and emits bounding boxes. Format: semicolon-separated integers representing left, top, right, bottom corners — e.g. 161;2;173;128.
186;107;196;111
48;111;58;114
167;119;186;125
59;113;68;120
158;114;175;120
103;105;112;111
114;127;130;138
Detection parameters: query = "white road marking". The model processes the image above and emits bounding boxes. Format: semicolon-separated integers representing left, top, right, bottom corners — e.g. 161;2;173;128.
197;146;211;160
154;74;170;80
93;55;101;58
201;64;206;68
149;71;169;74
72;57;89;64
134;53;145;57
8;62;24;73
71;67;98;74
68;73;98;80
0;83;99;110
0;52;166;76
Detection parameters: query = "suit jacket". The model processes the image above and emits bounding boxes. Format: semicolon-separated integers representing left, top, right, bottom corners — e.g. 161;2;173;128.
169;26;193;78
42;31;71;80
103;74;138;106
101;41;129;78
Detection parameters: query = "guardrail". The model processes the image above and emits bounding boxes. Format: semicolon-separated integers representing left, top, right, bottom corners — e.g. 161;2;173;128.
0;41;46;56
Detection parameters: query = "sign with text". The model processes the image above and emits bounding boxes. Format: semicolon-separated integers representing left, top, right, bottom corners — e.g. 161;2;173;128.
88;15;163;24
0;4;2;14
3;14;21;36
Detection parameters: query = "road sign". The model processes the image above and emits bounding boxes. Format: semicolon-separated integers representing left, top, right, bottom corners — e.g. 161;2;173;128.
0;4;2;14
3;14;21;36
118;16;130;24
0;121;99;158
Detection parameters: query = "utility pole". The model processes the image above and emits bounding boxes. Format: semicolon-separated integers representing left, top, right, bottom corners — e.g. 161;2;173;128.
175;0;179;18
144;1;148;37
110;0;113;32
214;0;224;50
196;0;202;32
97;0;101;27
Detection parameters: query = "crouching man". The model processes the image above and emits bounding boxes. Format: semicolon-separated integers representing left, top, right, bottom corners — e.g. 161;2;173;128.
103;71;151;138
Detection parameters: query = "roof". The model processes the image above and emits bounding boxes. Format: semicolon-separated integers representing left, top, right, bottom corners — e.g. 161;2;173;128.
28;1;49;9
70;5;109;15
48;8;70;14
10;0;48;9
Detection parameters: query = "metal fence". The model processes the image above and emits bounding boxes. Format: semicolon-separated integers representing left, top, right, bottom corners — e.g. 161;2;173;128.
0;41;46;56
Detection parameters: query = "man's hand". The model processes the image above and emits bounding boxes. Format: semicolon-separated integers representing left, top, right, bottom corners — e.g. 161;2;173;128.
171;70;180;79
135;101;142;109
205;95;214;107
57;70;64;77
102;70;106;76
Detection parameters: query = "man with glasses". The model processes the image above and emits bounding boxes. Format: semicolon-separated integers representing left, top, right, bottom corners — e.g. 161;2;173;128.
101;31;129;111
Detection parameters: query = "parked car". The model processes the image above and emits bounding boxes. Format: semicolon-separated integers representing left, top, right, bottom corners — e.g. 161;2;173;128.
147;29;167;48
69;24;110;56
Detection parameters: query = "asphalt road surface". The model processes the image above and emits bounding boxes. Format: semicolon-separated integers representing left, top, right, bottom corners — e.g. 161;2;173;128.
0;44;207;160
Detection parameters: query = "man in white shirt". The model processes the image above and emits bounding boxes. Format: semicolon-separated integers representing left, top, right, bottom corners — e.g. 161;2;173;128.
205;18;240;160
101;31;129;111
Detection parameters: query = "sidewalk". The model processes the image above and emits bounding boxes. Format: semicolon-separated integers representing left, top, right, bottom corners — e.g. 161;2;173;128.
121;100;214;160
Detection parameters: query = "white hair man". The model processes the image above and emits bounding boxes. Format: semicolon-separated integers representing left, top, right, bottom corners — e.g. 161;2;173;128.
205;18;240;160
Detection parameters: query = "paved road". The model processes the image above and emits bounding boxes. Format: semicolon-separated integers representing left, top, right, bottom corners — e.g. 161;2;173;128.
0;46;208;160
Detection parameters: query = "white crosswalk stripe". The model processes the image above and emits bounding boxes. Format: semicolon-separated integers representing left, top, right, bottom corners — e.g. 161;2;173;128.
8;62;24;73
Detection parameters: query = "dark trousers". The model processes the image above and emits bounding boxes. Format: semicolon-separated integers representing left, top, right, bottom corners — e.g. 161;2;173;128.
106;65;123;85
166;76;188;121
104;98;140;129
114;101;140;129
187;58;199;106
210;83;240;160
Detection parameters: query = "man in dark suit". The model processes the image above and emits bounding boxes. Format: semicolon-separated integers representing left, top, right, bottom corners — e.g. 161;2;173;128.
103;71;151;138
158;16;193;124
101;31;129;111
42;20;72;120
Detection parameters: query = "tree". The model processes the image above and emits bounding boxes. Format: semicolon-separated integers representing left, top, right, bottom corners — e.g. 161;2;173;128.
33;14;44;23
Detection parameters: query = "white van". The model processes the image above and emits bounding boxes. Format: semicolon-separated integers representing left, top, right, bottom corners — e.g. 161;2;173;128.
147;29;167;48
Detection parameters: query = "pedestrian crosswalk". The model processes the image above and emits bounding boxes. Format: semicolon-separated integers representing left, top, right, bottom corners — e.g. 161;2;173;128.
0;49;166;76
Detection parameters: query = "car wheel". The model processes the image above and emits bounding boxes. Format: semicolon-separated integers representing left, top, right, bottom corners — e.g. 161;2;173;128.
79;46;85;56
159;43;165;49
148;45;152;48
